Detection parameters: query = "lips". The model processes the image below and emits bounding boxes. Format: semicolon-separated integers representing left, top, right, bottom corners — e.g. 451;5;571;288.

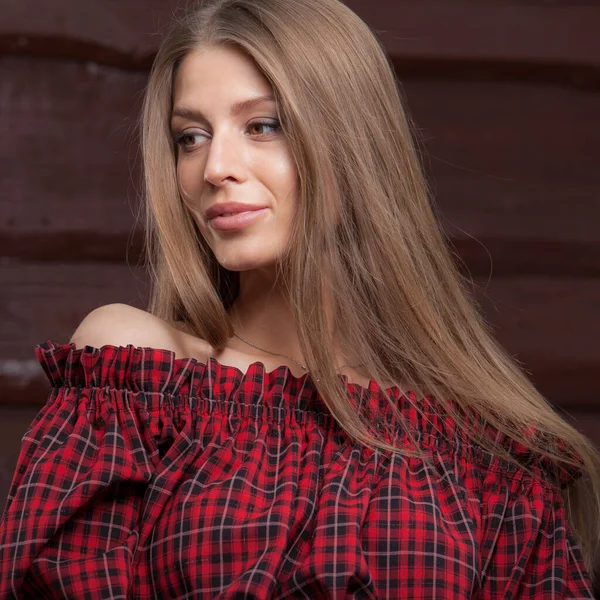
205;202;268;220
209;207;269;231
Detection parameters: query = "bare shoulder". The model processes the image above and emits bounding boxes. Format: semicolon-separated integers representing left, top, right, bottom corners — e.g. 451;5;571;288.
69;303;191;355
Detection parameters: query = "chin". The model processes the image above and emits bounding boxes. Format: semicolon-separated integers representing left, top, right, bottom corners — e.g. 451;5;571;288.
212;239;282;272
216;254;277;272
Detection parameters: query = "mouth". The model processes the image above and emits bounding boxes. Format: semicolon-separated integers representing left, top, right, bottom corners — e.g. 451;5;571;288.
208;207;269;231
205;203;269;220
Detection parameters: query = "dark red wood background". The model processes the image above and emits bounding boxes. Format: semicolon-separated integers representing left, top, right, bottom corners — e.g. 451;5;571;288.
1;0;599;580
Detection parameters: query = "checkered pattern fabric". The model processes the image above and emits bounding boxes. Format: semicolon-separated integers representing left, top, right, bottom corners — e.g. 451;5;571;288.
0;341;595;598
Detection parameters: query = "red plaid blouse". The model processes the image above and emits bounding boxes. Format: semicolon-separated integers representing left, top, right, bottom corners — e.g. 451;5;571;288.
0;341;595;599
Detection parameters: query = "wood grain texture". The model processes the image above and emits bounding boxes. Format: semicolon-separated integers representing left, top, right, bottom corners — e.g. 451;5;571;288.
404;79;600;277
0;263;150;361
473;277;600;405
351;1;600;71
1;0;598;88
0;0;181;69
0;56;146;249
1;57;598;274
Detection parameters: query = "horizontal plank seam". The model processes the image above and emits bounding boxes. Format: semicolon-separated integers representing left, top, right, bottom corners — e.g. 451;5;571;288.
1;40;599;90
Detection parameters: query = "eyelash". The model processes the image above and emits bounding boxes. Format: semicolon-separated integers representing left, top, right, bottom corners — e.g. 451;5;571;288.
172;120;282;152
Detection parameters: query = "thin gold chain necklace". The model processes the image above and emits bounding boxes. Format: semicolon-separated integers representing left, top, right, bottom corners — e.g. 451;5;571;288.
233;332;364;372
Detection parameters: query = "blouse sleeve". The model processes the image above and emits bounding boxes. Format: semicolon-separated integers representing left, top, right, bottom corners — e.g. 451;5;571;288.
478;470;596;599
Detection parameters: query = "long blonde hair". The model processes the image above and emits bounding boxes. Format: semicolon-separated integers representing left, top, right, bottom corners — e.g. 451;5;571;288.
139;0;600;578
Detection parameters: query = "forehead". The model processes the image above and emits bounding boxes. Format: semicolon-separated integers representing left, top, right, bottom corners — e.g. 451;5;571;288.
173;45;273;99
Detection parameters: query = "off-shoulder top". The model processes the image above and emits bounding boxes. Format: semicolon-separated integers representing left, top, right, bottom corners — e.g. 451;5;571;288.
0;341;595;599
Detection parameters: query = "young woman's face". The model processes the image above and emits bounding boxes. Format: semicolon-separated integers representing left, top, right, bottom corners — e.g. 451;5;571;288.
171;44;298;272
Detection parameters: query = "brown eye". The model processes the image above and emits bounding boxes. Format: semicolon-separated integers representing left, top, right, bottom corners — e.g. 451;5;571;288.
249;123;265;135
173;131;207;152
247;120;281;137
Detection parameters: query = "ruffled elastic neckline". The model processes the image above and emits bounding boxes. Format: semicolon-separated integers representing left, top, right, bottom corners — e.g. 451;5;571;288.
34;340;403;396
34;340;585;488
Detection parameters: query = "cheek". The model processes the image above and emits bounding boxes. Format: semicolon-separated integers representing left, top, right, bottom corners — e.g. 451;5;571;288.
272;155;298;204
176;160;201;206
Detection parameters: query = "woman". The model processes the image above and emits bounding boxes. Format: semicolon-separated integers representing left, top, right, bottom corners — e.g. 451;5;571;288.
1;0;598;597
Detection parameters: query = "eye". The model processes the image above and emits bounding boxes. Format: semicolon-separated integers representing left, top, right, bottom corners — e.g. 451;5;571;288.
247;120;281;137
172;119;282;153
172;131;207;151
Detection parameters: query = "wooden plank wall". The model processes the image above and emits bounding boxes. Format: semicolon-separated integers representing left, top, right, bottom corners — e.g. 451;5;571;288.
1;0;599;579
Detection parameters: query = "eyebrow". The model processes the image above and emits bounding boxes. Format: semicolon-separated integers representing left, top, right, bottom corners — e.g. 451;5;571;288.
171;95;276;122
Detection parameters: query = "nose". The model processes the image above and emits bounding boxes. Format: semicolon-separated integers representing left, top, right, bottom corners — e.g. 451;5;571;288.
202;128;246;188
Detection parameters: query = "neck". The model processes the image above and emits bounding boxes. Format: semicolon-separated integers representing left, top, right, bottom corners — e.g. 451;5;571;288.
225;267;353;368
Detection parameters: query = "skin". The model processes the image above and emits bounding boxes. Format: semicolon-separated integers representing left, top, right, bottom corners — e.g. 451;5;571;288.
170;44;366;379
